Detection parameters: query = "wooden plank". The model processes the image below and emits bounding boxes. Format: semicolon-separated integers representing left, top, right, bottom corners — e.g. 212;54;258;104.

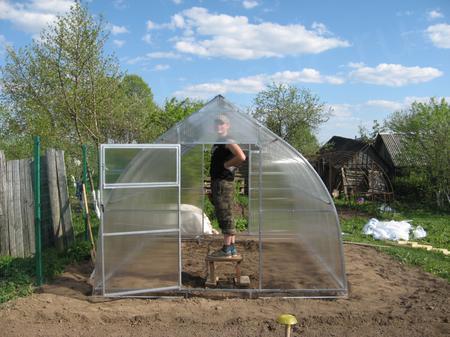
12;160;24;257
46;149;64;251
39;156;52;248
55;150;74;247
25;159;35;254
0;151;9;255
6;160;16;256
19;159;30;256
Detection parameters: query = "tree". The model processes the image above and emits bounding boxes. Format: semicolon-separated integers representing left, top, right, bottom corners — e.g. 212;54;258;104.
386;98;450;208
358;119;386;143
105;74;162;143
160;97;204;132
0;2;122;156
252;83;329;155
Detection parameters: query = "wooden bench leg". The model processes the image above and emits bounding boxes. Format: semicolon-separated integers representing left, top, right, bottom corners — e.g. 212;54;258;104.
205;261;217;287
235;261;241;279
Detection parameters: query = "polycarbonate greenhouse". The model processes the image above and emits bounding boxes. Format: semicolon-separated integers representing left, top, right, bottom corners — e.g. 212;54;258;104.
93;95;347;298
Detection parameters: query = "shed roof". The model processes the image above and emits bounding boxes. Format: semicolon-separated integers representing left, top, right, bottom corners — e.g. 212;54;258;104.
375;133;406;167
321;136;367;153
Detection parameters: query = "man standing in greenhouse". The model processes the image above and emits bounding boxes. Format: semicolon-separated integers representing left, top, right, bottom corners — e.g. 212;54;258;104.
209;114;246;258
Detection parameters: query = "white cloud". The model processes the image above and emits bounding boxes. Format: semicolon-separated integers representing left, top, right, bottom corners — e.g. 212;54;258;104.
171;14;185;29
111;25;129;35
146;51;183;59
113;0;127;10
349;63;443;86
327;104;354;118
152;7;349;60
311;22;330;35
396;10;414;17
126;51;183;65
365;100;403;111
0;34;12;54
0;0;73;34
113;39;125;48
428;10;444;20
319;96;450;142
142;33;152;44
146;20;156;30
153;64;170;71
242;1;258;9
172;0;182;4
173;68;344;98
426;23;450;48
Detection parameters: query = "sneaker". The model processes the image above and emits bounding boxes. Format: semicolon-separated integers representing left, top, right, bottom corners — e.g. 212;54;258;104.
230;244;238;257
210;246;232;258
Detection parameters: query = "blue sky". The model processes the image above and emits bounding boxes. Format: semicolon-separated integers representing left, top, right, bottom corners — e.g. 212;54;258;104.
0;0;449;143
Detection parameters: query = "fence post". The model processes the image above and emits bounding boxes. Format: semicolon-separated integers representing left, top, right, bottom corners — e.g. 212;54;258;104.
82;144;89;241
34;136;43;286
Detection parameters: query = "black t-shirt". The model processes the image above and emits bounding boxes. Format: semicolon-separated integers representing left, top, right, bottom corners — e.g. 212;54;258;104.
210;140;235;181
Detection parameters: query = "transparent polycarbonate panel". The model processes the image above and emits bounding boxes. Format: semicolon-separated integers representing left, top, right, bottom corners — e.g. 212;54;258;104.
181;144;203;205
103;233;179;293
158;96;260;144
261;234;342;290
249;188;331;211
180;144;205;236
104;147;177;185
102;188;178;233
261;210;344;290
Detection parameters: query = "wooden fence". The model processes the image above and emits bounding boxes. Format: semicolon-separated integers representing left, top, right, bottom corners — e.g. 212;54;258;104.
0;149;74;257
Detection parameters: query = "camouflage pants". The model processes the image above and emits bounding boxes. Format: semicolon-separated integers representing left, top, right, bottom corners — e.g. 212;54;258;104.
211;179;236;235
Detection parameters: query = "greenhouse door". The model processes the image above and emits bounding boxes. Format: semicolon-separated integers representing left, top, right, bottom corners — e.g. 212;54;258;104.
100;144;181;296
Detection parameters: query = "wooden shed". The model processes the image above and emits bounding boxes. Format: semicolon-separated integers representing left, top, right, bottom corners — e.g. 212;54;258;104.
315;136;393;201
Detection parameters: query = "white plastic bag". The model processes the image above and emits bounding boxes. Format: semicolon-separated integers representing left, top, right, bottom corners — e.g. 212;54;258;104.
412;226;427;239
363;218;412;241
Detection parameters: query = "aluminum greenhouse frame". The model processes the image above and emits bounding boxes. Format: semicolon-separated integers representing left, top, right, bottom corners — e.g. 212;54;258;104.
93;95;347;298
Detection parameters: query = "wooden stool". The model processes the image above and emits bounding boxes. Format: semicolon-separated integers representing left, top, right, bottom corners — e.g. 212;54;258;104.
205;254;243;287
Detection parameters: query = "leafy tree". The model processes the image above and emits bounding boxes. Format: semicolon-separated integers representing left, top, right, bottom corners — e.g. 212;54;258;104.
252;83;329;155
106;74;162;143
0;2;122;157
386;98;450;209
358;119;386;143
159;97;204;132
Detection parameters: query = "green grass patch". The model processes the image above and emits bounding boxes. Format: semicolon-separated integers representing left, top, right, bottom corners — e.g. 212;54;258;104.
379;246;450;282
338;199;450;282
0;240;91;304
0;206;93;305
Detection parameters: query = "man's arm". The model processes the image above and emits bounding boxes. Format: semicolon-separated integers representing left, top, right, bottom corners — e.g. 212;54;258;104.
224;143;246;169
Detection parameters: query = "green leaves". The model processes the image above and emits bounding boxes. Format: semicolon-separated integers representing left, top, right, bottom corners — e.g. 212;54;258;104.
252;83;329;155
0;2;122;155
386;98;450;209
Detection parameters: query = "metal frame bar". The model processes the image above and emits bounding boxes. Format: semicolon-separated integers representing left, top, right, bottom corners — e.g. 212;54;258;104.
102;287;347;298
201;144;205;235
103;229;179;237
178;149;182;288
258;127;263;291
100;144;106;295
247;144;252;234
104;286;180;297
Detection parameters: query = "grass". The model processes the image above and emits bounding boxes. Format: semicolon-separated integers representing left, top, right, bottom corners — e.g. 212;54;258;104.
337;198;450;282
0;209;94;305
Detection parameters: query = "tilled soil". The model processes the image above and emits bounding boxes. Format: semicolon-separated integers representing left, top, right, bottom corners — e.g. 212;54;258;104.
1;244;449;337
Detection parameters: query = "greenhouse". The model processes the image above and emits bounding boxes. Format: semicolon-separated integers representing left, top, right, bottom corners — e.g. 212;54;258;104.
93;95;347;298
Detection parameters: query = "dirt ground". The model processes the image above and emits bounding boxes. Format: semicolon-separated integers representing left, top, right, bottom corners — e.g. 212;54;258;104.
1;244;449;337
